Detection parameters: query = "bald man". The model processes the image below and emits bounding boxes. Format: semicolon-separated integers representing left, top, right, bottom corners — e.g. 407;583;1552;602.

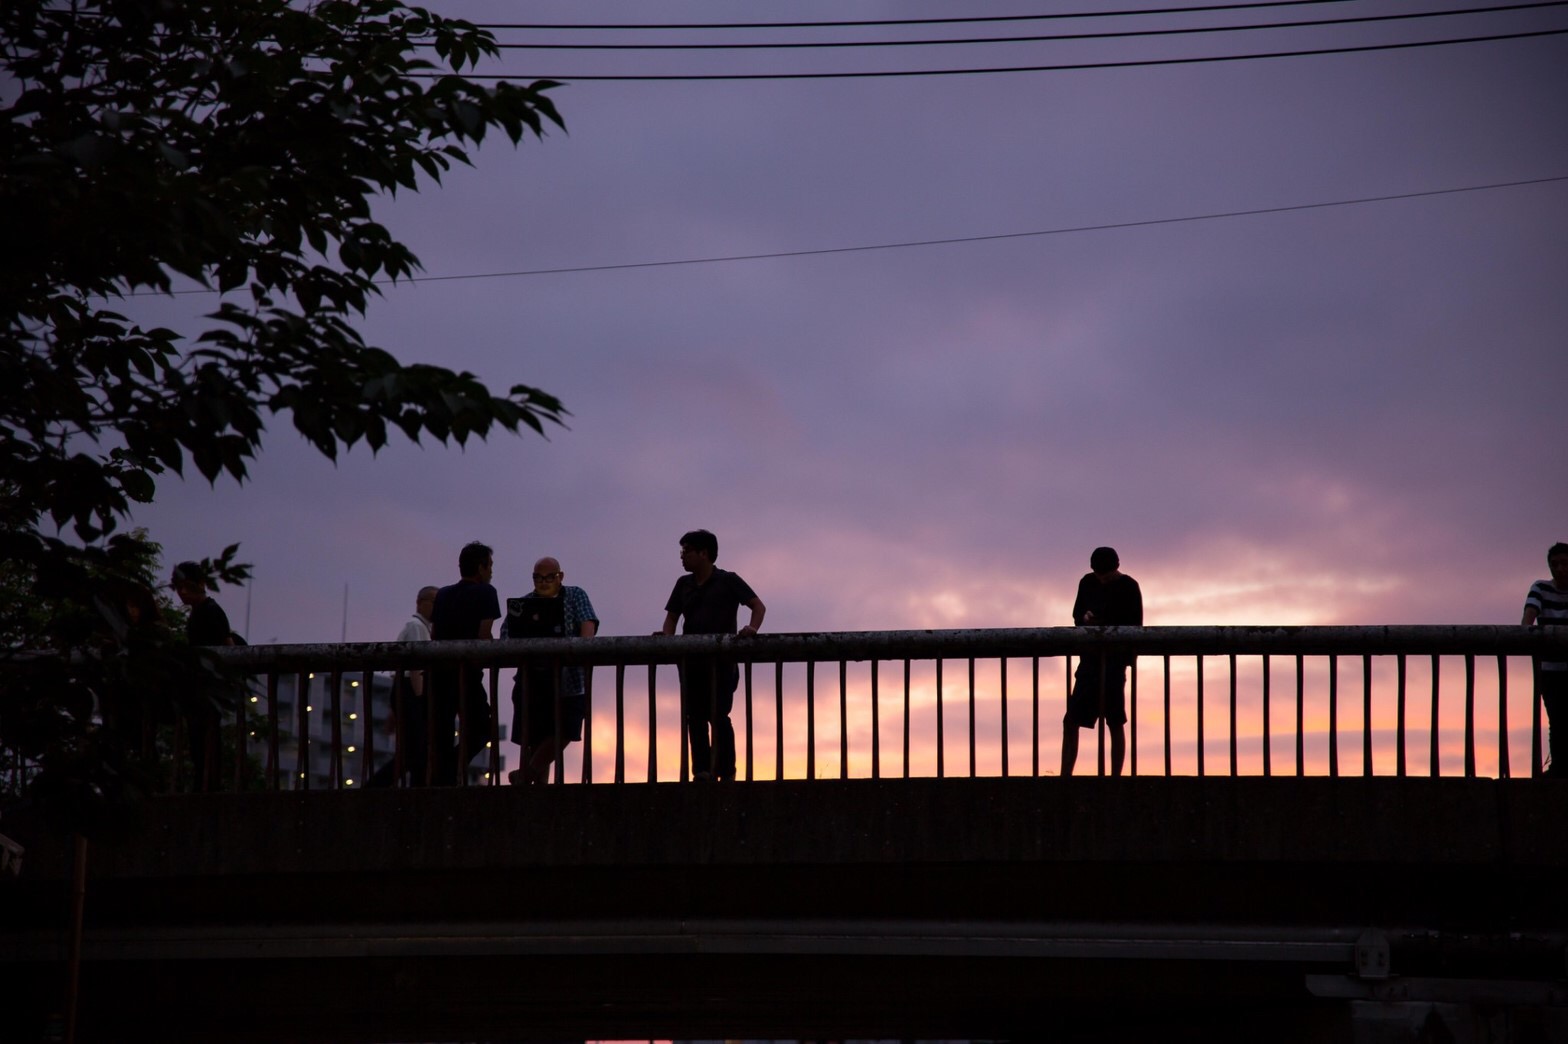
502;557;599;784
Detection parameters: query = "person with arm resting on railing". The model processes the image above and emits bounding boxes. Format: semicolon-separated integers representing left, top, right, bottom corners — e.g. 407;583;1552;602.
1523;542;1568;777
504;556;599;785
1061;546;1142;777
657;529;766;782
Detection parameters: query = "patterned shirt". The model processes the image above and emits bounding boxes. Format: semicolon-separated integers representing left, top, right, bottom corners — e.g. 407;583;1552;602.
1525;580;1567;672
502;586;599;695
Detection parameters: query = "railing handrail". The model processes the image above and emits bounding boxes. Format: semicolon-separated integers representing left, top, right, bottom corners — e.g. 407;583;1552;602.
211;624;1568;670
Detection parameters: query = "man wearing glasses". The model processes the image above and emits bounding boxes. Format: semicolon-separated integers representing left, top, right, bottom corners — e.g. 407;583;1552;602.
503;557;599;784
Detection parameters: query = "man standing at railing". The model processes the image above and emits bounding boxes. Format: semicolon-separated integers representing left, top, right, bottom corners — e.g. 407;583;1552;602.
429;542;500;786
1061;546;1143;777
1523;542;1568;777
171;560;235;791
658;529;766;782
368;585;437;787
502;556;599;785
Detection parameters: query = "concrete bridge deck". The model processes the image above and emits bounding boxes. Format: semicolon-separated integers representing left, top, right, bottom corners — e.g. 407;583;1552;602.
2;777;1565;1041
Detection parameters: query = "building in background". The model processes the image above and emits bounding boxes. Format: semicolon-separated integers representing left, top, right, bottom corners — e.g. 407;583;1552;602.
245;672;503;788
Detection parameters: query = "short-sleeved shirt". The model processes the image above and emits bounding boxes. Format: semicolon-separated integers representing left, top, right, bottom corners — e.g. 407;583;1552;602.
664;569;758;635
431;580;501;642
502;586;599;698
396;615;431;643
186;598;232;646
1526;580;1567;673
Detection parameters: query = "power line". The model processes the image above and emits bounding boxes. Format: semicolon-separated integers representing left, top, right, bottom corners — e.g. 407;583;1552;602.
430;27;1567;80
368;175;1568;287
461;3;1566;51
469;0;1357;32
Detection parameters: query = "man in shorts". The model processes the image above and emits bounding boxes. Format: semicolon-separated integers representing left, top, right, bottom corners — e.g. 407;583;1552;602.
1062;546;1143;777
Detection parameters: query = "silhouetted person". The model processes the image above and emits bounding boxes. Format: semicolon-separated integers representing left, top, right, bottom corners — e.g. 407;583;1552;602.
171;561;234;790
1523;542;1568;777
369;585;437;787
658;529;765;782
503;556;599;784
1061;546;1142;777
429;542;499;785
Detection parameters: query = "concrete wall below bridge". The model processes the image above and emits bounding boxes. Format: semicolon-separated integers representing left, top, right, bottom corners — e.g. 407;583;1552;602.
2;777;1565;1042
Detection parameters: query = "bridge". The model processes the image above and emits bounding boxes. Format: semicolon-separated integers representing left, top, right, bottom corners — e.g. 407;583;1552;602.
3;626;1566;1042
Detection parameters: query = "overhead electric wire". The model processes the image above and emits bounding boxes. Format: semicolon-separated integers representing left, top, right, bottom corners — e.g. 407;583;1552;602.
144;174;1567;296
469;0;1358;32
460;3;1566;51
424;26;1568;80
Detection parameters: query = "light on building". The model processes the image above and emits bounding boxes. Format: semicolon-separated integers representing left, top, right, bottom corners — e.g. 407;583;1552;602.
348;712;358;721
344;779;355;787
346;745;357;753
485;741;492;748
249;695;259;703
308;673;315;679
350;680;359;688
306;705;313;713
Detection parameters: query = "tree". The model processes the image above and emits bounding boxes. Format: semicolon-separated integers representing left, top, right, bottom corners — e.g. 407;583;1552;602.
0;0;567;818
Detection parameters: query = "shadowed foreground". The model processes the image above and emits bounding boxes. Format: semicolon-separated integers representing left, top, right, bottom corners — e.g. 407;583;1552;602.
2;777;1565;1042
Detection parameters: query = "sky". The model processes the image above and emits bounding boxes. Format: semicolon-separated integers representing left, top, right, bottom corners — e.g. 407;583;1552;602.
114;1;1568;775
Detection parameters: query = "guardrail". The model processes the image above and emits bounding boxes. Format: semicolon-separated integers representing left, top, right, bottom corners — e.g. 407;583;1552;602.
198;625;1566;788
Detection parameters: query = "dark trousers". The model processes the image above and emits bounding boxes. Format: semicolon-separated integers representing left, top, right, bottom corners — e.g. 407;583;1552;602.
369;677;426;787
680;660;738;779
1542;672;1567;776
427;668;492;786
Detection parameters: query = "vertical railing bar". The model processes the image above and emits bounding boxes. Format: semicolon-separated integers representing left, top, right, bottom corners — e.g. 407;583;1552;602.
1430;654;1441;778
775;661;784;782
297;671;311;790
454;665;469;788
1162;655;1172;777
582;664;594;785
1031;656;1040;778
1261;654;1272;778
902;659;911;780
328;667;343;789
1065;655;1073;776
839;659;849;780
550;660;564;787
266;672;280;791
705;658;717;784
614;664;626;784
493;664;506;785
516;661;533;785
1228;653;1237;778
1096;652;1106;777
936;658;945;779
744;662;754;783
1129;658;1138;777
1532;655;1543;778
871;660;881;780
1395;655;1407;778
806;660;817;781
423;657;437;786
646;663;658;784
1327;654;1338;778
233;670;248;792
1464;653;1476;778
1195;655;1205;778
1000;657;1010;779
1362;655;1373;778
1294;656;1304;778
967;657;977;778
1497;655;1510;780
360;667;374;789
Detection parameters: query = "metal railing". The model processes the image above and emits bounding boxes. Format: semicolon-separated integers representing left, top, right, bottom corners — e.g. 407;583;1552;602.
200;625;1567;789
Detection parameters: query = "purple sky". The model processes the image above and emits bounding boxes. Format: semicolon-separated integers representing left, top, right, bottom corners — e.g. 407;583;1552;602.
125;1;1567;656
